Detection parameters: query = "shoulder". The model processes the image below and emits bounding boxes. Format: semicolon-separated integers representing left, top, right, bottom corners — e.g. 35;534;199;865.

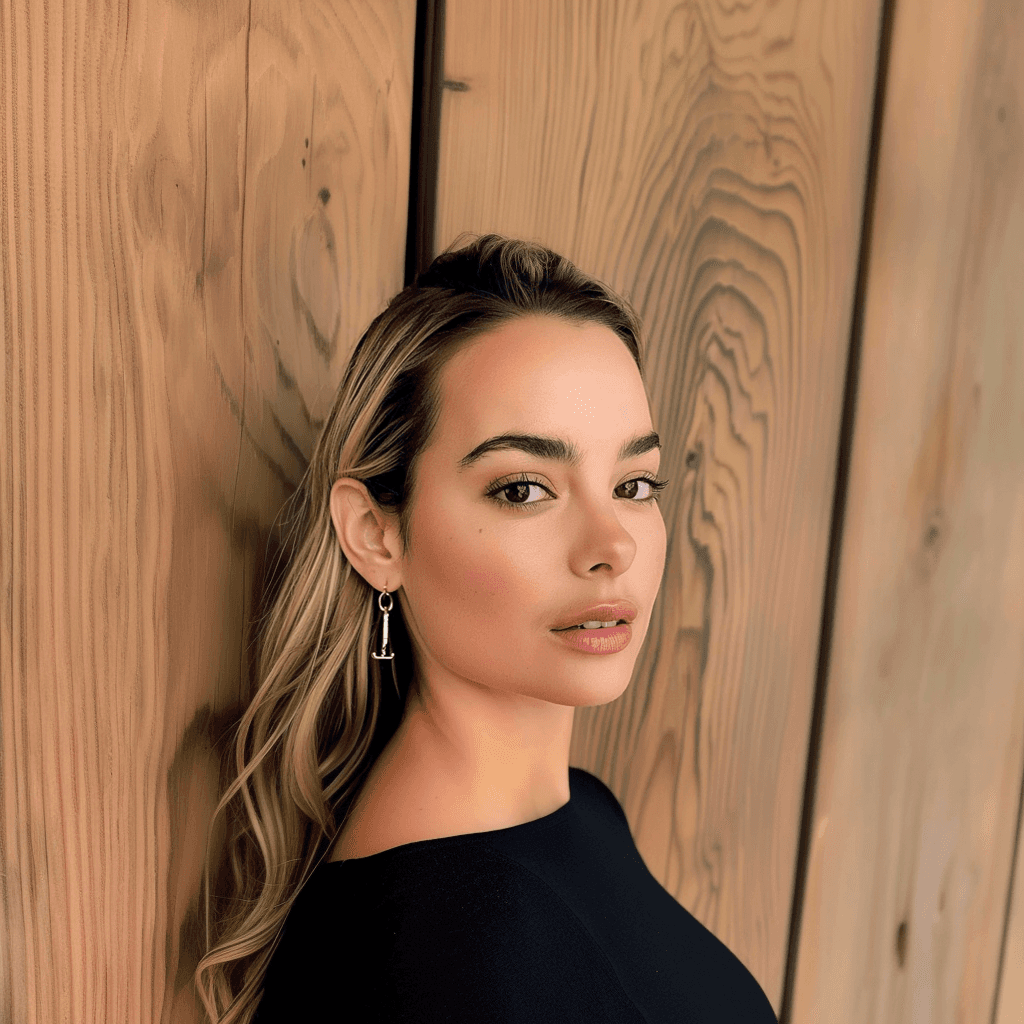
258;776;640;1022
360;844;645;1022
569;765;632;830
370;841;576;944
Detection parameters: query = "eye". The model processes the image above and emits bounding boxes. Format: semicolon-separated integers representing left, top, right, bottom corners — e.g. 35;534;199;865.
616;476;669;503
485;473;553;511
484;472;669;512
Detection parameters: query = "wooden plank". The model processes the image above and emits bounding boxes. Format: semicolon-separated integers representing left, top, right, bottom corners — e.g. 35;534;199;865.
790;0;1024;1019
995;796;1024;1024
435;1;883;1012
0;1;414;1021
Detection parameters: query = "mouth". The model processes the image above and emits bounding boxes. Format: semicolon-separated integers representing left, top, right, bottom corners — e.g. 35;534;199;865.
552;619;628;632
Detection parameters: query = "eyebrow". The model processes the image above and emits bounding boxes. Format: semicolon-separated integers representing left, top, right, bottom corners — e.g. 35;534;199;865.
457;430;661;471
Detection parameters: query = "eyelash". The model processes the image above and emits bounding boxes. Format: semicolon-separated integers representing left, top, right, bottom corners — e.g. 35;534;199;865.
484;472;669;512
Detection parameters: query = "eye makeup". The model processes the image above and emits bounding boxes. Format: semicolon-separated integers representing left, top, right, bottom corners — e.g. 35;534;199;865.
484;471;668;512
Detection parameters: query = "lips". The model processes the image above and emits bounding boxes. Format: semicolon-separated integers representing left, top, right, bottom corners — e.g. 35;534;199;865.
550;601;638;632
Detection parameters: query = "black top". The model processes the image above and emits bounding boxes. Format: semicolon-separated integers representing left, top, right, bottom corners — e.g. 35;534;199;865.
254;766;778;1022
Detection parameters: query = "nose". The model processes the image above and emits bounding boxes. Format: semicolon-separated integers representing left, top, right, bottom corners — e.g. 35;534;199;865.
568;492;637;578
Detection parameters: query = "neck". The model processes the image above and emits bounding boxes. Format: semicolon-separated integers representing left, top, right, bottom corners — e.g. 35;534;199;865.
373;678;574;831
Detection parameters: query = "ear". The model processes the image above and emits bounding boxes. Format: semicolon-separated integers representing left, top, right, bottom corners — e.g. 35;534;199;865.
329;478;404;593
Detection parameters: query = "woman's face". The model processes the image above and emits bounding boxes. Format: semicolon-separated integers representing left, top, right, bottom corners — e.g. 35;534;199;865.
394;313;667;709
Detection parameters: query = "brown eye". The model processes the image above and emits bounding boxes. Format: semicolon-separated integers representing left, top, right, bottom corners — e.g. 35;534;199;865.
615;476;668;502
504;482;532;503
487;474;666;512
485;476;552;511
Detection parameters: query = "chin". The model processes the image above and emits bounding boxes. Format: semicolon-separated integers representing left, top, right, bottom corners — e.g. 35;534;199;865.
538;667;636;709
578;676;635;708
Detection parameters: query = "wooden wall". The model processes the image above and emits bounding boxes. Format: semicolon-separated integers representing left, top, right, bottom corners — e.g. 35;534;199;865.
0;2;415;1021
794;0;1024;1020
2;1;1021;1022
436;0;885;1012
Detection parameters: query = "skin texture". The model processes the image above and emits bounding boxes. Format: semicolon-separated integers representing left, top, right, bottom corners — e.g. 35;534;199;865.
328;314;667;859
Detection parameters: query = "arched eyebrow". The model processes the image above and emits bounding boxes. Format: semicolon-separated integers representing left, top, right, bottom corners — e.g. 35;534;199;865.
457;430;661;471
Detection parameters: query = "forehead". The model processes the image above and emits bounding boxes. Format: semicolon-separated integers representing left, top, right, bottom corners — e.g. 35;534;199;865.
434;315;650;452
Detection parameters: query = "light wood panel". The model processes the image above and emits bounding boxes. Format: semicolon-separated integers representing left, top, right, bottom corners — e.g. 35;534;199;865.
436;1;884;1013
790;0;1024;1019
996;807;1024;1024
0;2;414;1021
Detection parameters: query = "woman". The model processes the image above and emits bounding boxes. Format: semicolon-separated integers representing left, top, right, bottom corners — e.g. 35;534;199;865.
195;235;778;1023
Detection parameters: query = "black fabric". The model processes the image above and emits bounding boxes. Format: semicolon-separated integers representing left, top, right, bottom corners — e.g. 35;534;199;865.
254;766;778;1023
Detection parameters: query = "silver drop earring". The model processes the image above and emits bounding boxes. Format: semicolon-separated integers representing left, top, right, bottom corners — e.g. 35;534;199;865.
372;588;394;661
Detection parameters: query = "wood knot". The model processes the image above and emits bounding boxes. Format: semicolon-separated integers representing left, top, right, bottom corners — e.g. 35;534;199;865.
895;919;908;967
916;507;945;580
291;208;341;360
923;505;944;548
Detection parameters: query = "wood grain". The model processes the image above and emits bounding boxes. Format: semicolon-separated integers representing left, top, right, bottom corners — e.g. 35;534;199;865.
0;2;414;1021
790;0;1024;1020
996;798;1024;1023
435;0;884;1013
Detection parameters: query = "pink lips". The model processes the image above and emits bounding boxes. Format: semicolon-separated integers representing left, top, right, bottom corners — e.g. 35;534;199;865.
551;622;633;655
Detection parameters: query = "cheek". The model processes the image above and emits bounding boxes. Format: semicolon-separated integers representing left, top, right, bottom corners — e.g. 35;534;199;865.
644;515;668;601
406;505;536;653
653;513;668;573
461;565;512;599
412;492;529;603
435;535;529;619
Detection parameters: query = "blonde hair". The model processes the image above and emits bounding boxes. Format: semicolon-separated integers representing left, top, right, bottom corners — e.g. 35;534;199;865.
194;234;646;1023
